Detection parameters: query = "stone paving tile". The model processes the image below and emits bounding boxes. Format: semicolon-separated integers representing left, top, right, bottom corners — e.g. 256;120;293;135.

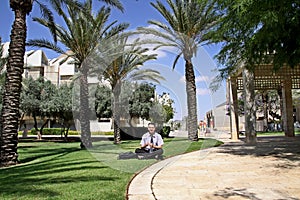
127;194;155;200
127;133;300;200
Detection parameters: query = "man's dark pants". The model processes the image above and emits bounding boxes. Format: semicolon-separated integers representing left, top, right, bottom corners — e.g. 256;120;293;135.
135;148;163;159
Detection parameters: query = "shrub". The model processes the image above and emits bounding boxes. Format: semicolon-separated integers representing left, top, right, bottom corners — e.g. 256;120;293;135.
28;129;111;136
30;128;37;135
159;126;171;138
31;128;73;135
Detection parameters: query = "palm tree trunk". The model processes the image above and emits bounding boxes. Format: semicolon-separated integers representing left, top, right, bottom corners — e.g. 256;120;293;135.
0;4;31;166
185;60;198;141
79;69;92;148
243;68;257;144
113;83;121;144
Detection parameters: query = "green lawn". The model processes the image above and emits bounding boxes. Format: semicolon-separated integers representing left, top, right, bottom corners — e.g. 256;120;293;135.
256;131;300;136
0;138;222;200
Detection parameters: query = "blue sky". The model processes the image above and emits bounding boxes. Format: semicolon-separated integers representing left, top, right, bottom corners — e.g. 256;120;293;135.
0;0;226;120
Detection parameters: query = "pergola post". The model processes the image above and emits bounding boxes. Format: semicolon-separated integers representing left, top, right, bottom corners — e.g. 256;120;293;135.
282;76;295;137
228;77;239;140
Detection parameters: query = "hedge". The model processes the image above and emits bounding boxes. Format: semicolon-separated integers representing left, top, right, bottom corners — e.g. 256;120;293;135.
30;128;79;135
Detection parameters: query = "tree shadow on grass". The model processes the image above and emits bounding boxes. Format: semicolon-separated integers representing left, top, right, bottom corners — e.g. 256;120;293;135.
0;143;121;199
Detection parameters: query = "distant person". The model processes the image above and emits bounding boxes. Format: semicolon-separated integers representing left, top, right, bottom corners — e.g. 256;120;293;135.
199;120;206;132
135;123;164;159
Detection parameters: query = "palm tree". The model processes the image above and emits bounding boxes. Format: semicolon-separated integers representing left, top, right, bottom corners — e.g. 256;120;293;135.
137;0;219;140
0;0;33;167
0;0;124;166
93;37;164;144
0;38;7;112
28;0;128;148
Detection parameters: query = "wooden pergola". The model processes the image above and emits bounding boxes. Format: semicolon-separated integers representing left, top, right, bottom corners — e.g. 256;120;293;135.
228;64;300;140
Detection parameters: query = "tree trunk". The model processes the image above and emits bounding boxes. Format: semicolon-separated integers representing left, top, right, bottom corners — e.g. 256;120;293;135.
79;69;92;148
113;83;121;144
39;118;49;139
0;4;31;167
243;68;257;144
18;113;25;130
185;60;198;141
33;113;41;140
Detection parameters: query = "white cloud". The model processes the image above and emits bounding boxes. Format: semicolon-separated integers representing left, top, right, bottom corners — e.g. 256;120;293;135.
127;25;180;59
179;76;185;83
180;75;211;83
197;88;211;96
195;76;211;83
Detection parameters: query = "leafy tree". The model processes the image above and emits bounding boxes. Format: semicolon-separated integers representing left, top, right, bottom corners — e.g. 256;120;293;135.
28;0;127;148
95;84;112;119
20;77;42;138
158;92;175;123
20;77;55;139
39;77;58;136
128;83;155;125
212;0;300;143
137;0;220;141
162;104;174;123
214;0;300;78
43;83;73;138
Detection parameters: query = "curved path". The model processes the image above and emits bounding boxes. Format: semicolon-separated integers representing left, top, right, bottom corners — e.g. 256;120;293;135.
127;133;300;200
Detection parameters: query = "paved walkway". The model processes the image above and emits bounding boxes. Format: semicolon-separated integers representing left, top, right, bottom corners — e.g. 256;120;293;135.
127;132;300;200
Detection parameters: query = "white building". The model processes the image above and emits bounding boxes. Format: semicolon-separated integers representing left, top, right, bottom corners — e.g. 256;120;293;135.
24;50;49;79
1;42;77;86
48;52;76;86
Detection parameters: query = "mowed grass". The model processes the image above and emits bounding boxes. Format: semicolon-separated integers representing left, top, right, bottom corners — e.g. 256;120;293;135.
256;131;300;136
0;137;222;200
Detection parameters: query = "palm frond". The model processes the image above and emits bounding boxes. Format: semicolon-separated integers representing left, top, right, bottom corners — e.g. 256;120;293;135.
98;0;124;12
172;53;182;70
27;39;65;54
137;26;177;45
151;0;178;30
127;68;165;84
35;1;56;42
139;0;220;61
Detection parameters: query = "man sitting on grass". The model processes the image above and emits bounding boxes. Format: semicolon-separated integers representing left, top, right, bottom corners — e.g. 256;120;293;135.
135;122;164;159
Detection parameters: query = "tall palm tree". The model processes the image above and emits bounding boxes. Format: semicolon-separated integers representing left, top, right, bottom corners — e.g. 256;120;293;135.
0;0;33;167
93;37;164;144
138;0;219;140
0;0;124;166
0;38;7;112
28;0;127;148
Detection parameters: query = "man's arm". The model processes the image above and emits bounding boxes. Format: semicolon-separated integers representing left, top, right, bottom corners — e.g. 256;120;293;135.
140;143;148;148
152;143;163;149
152;134;163;149
140;136;149;148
